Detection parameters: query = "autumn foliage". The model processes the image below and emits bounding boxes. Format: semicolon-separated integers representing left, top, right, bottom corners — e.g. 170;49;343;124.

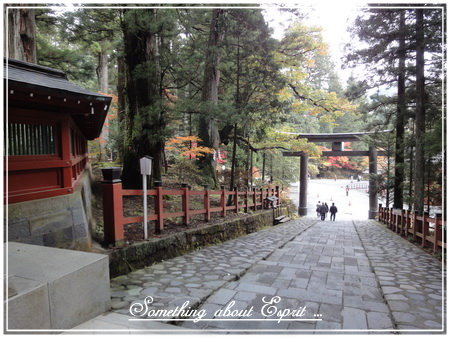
166;136;214;159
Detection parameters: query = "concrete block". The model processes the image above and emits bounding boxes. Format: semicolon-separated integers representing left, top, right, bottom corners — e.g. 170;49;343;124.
7;242;111;330
7;276;51;330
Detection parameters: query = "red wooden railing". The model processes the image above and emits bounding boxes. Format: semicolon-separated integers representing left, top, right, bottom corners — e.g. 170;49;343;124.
103;181;281;246
378;204;446;254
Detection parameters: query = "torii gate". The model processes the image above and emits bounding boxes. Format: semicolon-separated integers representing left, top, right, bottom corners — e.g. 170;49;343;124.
283;131;387;219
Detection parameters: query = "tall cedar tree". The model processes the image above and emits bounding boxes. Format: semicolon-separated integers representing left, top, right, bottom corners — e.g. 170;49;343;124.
7;8;37;63
120;9;166;188
197;9;226;187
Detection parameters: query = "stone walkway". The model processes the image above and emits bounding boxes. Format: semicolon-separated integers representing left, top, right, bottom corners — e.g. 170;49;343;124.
110;218;316;315
355;220;443;331
99;218;444;334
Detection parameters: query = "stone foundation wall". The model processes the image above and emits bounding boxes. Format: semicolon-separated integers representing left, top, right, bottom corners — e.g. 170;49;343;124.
108;207;287;277
6;166;94;250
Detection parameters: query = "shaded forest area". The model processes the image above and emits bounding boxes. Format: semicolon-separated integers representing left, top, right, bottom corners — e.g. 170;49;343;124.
7;4;444;213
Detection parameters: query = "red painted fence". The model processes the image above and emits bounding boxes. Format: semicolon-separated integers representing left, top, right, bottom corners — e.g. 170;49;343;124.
103;181;280;246
378;204;446;254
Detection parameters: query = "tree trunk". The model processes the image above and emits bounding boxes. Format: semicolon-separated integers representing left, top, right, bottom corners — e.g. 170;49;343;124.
393;10;406;209
8;8;37;63
414;9;426;213
117;54;127;162
121;9;165;188
97;45;109;93
198;9;225;187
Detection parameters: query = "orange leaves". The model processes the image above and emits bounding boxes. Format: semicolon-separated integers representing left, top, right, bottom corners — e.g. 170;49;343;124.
166;136;214;159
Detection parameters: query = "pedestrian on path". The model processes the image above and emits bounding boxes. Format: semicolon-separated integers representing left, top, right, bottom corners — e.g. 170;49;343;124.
316;201;321;217
345;185;349;196
330;203;337;221
319;203;327;221
324;202;329;219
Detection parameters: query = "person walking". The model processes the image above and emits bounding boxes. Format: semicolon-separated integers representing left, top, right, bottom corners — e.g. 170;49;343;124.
330;203;338;221
316;201;321;217
319;203;327;221
345;185;349;196
324;202;329;219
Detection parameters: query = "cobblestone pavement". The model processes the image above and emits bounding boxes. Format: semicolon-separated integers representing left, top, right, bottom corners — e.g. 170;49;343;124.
110;218;316;316
109;218;444;334
355;220;444;331
180;220;444;333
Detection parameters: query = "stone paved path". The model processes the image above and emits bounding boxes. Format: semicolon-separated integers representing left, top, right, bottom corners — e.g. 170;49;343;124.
355;220;443;331
110;218;316;315
108;218;444;334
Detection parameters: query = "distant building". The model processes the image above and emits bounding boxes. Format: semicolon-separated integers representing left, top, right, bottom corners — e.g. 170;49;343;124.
4;58;112;249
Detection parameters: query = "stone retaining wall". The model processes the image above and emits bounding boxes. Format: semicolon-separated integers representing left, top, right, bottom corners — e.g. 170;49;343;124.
6;166;95;250
108;207;288;277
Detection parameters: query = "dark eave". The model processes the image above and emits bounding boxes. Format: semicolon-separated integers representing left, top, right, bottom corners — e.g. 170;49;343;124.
4;58;111;140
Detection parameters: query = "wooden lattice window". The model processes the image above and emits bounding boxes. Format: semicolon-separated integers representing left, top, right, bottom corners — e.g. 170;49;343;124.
7;123;57;156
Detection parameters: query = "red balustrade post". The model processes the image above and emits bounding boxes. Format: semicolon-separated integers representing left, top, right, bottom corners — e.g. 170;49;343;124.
204;185;211;222
245;189;249;213
252;188;257;211
234;186;239;213
422;212;429;248
389;208;393;230
260;188;264;210
413;211;419;241
102;168;124;246
221;185;227;217
275;186;280;207
434;213;442;253
405;209;411;236
401;209;406;236
182;183;190;225
155;181;164;234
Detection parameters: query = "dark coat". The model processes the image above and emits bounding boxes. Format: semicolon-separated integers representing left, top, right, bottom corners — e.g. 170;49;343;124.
330;205;338;214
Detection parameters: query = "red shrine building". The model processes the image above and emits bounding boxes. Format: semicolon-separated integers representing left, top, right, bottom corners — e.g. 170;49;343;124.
4;58;111;249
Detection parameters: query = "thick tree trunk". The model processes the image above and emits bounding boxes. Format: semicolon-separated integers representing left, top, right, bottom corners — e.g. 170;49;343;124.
414;9;426;213
198;9;225;187
393;10;406;209
8;8;37;63
121;9;164;188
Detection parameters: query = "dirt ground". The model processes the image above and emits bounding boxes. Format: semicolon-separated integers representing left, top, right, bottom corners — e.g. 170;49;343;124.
90;165;295;248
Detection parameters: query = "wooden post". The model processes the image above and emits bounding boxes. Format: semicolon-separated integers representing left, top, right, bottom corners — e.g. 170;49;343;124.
422;211;429;248
413;211;419;241
401;209;406;236
204;185;210;222
102;172;124;246
252;188;257;211
244;189;249;213
182;183;190;225
234;186;239;213
61;118;73;191
155;181;164;234
260;188;264;210
389;208;393;230
434;213;442;253
406;209;411;236
275;186;280;208
221;185;226;217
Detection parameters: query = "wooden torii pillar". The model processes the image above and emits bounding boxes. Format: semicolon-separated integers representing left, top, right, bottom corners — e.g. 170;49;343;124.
282;131;389;219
